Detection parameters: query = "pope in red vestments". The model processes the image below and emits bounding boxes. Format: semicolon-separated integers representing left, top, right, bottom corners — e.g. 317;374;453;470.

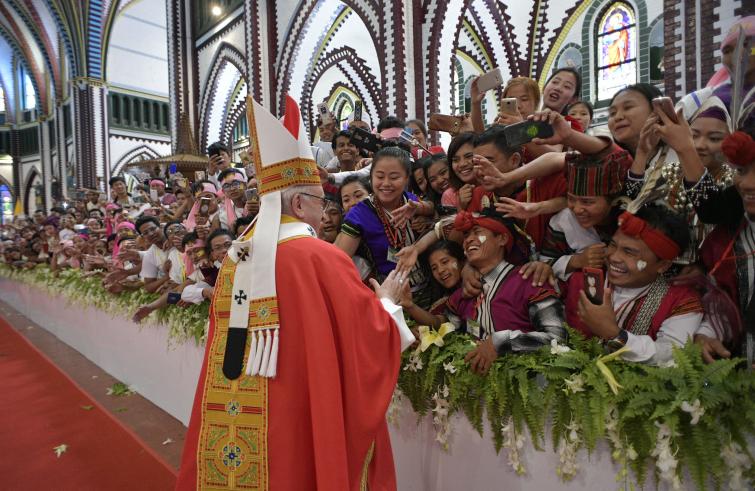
176;96;413;490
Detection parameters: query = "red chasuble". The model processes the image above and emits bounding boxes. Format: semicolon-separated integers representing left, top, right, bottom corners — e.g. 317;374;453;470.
176;235;402;490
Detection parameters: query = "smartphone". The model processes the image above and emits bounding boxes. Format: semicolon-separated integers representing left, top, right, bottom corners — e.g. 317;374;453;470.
353;100;363;121
73;224;90;235
652;97;678;124
350;127;382;153
245;188;259;202
503;120;555;147
317;102;334;125
198;197;211;217
132;195;146;205
195;170;206;182
476;68;503;93
149;189;159;202
167;292;182;305
583;267;605;305
500;98;519;115
208;146;221;159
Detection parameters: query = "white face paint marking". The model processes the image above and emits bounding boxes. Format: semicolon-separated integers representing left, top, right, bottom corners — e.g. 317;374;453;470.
477;235;487;244
636;259;647;272
450;261;459;270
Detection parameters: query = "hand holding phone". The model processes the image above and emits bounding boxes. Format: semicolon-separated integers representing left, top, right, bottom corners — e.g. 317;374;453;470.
350;127;382;153
502;120;555;147
500;98;519;116
317;103;334;125
583;267;605;305
476;68;503;93
652;97;679;124
245;188;259;203
198;197;211;218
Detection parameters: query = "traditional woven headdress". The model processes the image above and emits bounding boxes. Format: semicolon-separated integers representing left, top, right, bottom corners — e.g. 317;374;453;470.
222;95;320;380
566;146;632;197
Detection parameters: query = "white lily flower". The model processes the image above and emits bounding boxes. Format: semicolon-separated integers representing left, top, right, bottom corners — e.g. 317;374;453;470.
443;362;457;374
564;374;586;393
550;338;571;354
680;399;705;425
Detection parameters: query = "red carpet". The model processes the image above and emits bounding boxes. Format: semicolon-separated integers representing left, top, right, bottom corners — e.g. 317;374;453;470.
0;315;177;490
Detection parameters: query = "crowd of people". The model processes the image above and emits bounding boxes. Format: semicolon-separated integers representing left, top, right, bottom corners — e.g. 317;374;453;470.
2;17;753;371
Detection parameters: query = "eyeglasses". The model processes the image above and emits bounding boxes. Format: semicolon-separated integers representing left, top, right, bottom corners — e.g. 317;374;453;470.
221;181;245;191
299;192;333;211
211;240;233;252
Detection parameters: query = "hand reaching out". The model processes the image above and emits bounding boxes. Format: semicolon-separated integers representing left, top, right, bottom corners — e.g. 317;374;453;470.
495;197;541;219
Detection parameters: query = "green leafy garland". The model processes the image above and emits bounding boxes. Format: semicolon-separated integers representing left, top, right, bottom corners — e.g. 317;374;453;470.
397;330;755;490
0;264;208;345
3;264;754;488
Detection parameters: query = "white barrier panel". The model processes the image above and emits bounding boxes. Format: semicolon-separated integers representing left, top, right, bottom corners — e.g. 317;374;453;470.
0;278;706;489
390;397;634;490
0;278;204;426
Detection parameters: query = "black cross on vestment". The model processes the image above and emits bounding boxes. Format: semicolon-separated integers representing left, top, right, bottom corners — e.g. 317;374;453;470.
234;290;247;305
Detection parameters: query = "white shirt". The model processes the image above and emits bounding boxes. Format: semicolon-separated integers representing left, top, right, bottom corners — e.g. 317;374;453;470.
181;269;210;304
167;248;185;284
139;244;168;280
312;142;335;167
218;204;246;230
542;208;602;281
332;165;371;185
612;285;702;365
59;229;76;242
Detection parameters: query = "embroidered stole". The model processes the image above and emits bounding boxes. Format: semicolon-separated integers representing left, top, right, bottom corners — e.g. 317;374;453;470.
195;224;312;490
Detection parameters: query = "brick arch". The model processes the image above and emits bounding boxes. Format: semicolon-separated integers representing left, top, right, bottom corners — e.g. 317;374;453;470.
276;0;382;115
22;166;42;213
301;46;384;137
111;145;162;176
198;42;248;151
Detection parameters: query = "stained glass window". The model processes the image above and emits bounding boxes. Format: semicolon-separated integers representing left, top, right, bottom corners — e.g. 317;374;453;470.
596;2;637;101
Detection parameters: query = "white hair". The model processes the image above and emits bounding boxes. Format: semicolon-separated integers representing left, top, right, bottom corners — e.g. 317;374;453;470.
280;184;321;215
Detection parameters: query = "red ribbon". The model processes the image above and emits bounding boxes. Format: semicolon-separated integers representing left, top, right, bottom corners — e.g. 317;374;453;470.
453;211;511;250
618;212;680;260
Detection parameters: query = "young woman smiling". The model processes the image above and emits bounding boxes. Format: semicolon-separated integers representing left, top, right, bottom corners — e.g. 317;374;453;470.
399;240;465;329
335;147;434;305
441;132;477;209
607;83;662;156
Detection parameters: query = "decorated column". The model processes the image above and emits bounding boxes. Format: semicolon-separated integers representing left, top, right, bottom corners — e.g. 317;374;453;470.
54;102;69;198
37;115;52;212
166;0;196;152
9;128;21;208
70;77;110;190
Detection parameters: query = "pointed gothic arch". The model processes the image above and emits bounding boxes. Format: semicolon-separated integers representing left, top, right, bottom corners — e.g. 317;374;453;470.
198;42;248;151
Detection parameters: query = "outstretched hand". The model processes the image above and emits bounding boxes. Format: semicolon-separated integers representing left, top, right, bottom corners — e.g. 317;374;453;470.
369;270;410;305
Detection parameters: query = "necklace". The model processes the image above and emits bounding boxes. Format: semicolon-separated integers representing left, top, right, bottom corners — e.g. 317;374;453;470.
372;195;409;250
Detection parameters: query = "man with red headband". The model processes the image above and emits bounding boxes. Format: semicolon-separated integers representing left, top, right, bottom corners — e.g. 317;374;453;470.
570;204;704;365
446;210;567;375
